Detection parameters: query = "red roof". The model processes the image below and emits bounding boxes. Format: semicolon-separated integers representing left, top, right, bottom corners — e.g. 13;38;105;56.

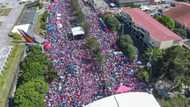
164;2;190;29
121;8;182;42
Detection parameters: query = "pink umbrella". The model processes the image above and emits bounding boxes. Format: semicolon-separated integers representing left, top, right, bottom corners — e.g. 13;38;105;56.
116;85;132;93
43;41;52;49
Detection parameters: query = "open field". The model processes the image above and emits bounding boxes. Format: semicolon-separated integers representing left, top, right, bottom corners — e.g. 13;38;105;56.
0;45;24;107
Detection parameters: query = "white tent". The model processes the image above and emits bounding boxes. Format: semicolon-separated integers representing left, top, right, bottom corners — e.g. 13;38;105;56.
85;92;160;107
11;24;31;34
56;13;62;17
71;26;85;36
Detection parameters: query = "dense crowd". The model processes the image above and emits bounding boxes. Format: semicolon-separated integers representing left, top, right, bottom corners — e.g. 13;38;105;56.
45;0;147;107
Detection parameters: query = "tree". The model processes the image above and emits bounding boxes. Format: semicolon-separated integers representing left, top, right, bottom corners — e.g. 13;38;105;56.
19;45;55;84
102;14;121;31
14;79;48;107
151;46;190;91
173;28;187;38
136;68;150;82
19;61;45;83
142;48;164;63
86;36;104;63
159;96;189;107
118;34;133;48
44;63;58;83
159;47;190;80
86;36;100;53
125;44;137;61
156;16;175;30
28;45;42;54
117;35;137;61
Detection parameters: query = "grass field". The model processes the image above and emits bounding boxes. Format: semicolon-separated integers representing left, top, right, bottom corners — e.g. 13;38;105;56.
0;8;12;16
0;45;24;107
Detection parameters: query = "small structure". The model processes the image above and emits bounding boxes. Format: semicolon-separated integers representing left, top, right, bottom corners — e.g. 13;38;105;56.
71;26;85;39
86;92;160;107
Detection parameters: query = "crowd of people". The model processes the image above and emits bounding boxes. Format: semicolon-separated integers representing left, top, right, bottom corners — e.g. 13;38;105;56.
45;0;147;107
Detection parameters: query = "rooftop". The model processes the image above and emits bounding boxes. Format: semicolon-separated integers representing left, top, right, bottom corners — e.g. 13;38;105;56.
164;2;190;29
121;8;182;42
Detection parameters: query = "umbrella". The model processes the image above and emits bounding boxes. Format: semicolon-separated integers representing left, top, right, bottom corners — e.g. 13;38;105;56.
116;85;132;93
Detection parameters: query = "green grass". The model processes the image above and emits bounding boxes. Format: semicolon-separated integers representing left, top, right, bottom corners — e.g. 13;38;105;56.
0;45;24;107
34;12;47;37
0;8;12;16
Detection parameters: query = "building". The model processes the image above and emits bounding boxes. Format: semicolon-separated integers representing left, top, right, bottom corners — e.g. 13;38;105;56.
164;2;190;30
121;8;182;49
86;92;160;107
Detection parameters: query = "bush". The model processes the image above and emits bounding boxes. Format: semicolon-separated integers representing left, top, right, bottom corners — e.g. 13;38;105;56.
155;16;175;30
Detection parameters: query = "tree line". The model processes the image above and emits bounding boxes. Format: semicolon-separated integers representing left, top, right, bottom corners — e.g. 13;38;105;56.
136;46;190;106
14;45;57;107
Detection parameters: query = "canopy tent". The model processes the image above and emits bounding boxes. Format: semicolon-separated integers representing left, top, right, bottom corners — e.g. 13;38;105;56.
71;26;85;37
85;92;160;107
116;86;132;93
11;24;31;34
